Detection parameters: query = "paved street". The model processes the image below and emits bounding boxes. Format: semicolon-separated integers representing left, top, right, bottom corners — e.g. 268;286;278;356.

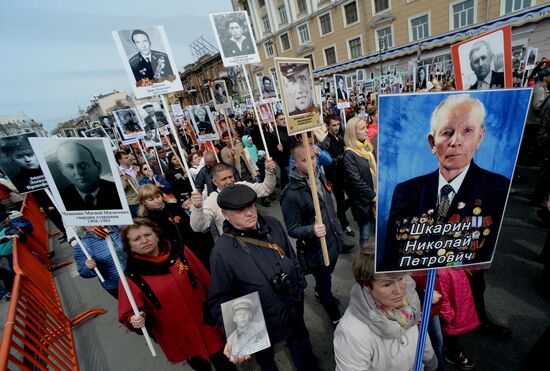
3;165;546;370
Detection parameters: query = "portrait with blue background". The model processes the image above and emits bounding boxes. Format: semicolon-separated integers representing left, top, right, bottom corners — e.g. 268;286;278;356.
376;89;532;269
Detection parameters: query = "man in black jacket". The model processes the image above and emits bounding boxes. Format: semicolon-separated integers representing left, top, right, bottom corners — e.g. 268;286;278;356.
269;113;291;189
280;139;344;327
208;184;318;371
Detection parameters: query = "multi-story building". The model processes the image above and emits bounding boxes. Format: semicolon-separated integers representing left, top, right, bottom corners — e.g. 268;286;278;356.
0;115;47;137
233;0;550;92
85;90;133;122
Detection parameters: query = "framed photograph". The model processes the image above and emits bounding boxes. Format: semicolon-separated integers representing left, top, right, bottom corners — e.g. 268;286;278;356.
112;25;183;99
209;11;260;67
171;103;184;118
451;25;512;90
83;127;116;147
257;103;274;123
112;108;146;141
334;74;350;109
415;65;429;90
356;69;365;83
28;138;132;226
221;292;270;361
274;57;321;135
0;133;48;193
211;80;232;111
62;128;77;138
75;128;88;138
189;104;220;142
99;115;114;129
375;89;532;273
257;74;278;103
525;47;538;70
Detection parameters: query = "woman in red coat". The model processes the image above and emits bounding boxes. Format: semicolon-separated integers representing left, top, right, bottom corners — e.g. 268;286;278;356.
118;218;236;370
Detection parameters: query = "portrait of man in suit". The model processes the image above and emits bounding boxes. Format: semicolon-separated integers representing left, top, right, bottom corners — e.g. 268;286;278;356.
336;75;348;101
128;29;174;85
56;142;122;211
221;17;255;58
142;104;167;131
194;106;215;134
468;40;504;90
380;94;511;271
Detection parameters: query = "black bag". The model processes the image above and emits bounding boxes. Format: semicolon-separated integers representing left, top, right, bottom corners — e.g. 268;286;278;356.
295;239;311;275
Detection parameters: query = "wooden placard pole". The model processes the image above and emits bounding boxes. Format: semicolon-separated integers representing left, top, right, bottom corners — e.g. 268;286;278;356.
161;95;196;192
301;132;330;266
153;146;164;175
268;103;281;145
137;140;153;174
209;141;220;162
222;110;234;149
242;65;271;158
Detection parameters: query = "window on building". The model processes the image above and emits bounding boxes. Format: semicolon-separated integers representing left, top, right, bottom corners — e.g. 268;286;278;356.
348;37;362;59
451;0;475;29
344;1;359;25
502;0;532;14
319;13;332;35
262;15;271;33
298;0;308;14
258;0;265;7
376;26;393;50
280;33;291;51
298;24;310;43
278;5;288;24
264;40;274;58
304;54;315;69
324;46;337;65
410;14;429;41
373;0;390;13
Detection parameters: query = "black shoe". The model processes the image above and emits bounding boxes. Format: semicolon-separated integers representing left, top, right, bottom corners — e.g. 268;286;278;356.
315;291;340;306
444;352;475;370
58;235;67;243
479;320;511;340
344;226;355;237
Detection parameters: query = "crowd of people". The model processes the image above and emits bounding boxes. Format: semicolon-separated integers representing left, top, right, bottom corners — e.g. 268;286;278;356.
1;57;548;370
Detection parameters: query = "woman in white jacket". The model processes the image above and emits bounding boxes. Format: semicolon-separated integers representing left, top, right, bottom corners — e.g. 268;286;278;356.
334;244;437;371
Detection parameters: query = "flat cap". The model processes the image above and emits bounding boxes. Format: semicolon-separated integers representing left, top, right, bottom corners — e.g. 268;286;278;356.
231;297;254;314
217;184;257;210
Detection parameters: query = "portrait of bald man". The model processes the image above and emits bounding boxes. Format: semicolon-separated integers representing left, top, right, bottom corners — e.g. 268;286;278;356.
467;40;505;90
56;142;123;211
381;94;511;271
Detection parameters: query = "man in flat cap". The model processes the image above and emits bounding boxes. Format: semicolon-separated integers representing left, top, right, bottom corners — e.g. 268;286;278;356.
281;62;315;116
142;104;167;132
208;184;318;370
226;296;269;361
0;135;44;193
190;159;276;235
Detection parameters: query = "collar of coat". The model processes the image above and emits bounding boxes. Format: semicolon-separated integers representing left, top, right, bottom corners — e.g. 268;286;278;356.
125;240;183;276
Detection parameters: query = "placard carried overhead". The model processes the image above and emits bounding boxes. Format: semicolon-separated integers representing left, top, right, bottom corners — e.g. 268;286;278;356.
112;25;183;99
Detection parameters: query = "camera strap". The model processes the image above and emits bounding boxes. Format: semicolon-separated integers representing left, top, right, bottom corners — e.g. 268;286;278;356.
224;233;286;259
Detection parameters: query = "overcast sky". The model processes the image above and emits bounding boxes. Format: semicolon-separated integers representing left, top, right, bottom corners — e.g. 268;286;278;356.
0;0;233;132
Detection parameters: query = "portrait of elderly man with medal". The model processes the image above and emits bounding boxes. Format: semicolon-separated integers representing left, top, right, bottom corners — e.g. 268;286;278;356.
379;93;514;272
128;29;174;85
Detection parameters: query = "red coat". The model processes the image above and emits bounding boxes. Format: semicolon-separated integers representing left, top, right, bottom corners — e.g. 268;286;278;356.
438;268;480;336
118;245;225;363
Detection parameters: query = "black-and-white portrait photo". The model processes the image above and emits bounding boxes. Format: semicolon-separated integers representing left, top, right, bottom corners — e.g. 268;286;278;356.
209;11;260;67
221;292;270;362
211;80;232;111
28;138;132;226
0;133;48;193
62;128;76;138
113;108;146;140
452;26;511;90
258;74;277;103
189;104;220;142
525;47;538;70
416;65;428;90
356;69;365;83
137;101;167;131
99;115;114;129
279;61;316;116
334;74;349;105
112;26;183;99
84;127;116;147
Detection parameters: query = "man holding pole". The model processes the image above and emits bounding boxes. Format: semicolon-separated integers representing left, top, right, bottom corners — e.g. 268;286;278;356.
280;138;345;327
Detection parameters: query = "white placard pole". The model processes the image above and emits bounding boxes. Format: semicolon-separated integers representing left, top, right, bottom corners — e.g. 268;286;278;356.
137;140;152;173
105;235;156;357
68;229;105;283
242;66;271;158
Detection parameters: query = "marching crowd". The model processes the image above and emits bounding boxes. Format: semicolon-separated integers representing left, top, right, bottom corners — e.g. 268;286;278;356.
0;59;549;370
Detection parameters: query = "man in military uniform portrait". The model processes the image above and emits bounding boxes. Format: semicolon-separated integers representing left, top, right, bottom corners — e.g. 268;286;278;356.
381;94;511;272
280;62;315;116
193;106;215;135
0;134;45;193
128;29;174;84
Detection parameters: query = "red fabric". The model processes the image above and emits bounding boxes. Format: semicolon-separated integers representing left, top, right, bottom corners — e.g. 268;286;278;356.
438;268;480;336
0;183;11;201
413;274;442;320
118;248;225;363
367;123;378;142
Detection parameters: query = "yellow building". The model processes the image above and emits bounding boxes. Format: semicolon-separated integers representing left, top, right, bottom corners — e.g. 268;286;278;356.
232;0;550;92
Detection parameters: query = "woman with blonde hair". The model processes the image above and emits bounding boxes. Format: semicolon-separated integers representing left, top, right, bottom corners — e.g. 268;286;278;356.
343;116;377;245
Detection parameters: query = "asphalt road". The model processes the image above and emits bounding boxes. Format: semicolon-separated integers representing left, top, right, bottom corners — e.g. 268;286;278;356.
7;164;548;371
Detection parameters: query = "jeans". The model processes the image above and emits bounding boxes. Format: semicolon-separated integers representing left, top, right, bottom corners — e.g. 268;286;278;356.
358;221;373;246
429;315;444;371
310;259;341;322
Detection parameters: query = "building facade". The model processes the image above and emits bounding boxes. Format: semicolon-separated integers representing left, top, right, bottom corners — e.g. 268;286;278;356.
233;0;550;92
85;90;133;122
0;115;47;137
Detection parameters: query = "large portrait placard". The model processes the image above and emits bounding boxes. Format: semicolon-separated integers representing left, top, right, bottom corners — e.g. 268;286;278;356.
209;11;260;67
113;108;146;141
274;57;321;135
451;25;512;91
375;89;532;273
211;80;232;111
334;74;350;108
112;25;183;99
29;138;132;227
258;74;278;103
189;104;220;143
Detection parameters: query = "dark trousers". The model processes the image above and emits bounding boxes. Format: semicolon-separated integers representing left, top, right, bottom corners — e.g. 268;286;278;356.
187;350;237;371
332;182;350;229
105;288;119;299
255;300;317;371
443;333;464;356
279;165;289;190
310;259;341;322
467;270;489;324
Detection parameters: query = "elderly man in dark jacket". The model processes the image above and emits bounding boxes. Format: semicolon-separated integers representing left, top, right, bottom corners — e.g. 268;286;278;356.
208;184;318;371
280;140;344;327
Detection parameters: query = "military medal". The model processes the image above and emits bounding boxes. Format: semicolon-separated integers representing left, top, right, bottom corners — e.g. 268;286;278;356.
458;202;466;209
473;207;481;216
483;228;490;236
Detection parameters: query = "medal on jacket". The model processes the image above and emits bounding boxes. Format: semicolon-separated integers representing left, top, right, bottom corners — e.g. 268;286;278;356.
174;257;189;275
